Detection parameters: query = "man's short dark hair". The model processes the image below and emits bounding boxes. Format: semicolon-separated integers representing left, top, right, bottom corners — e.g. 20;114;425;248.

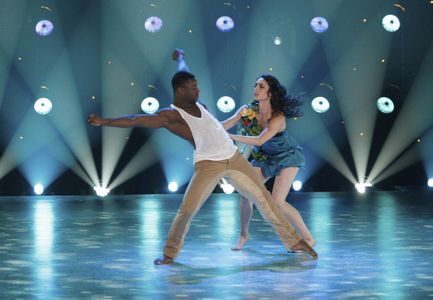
171;71;196;92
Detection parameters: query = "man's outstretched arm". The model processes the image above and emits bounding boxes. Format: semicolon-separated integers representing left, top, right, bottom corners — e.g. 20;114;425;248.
87;111;171;129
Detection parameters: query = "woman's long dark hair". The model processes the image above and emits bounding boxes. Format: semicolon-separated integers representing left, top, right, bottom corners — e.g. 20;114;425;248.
259;74;303;119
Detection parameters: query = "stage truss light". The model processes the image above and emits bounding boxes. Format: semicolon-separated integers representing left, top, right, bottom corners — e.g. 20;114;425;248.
292;180;303;191
216;16;235;32
34;98;53;115
220;178;234;194
35;20;54;36
311;96;330;113
310;17;329;33
141;97;160;114
94;186;110;197
144;16;163;33
377;97;395;114
428;178;433;188
382;15;400;32
168;181;178;192
34;184;44;195
217;96;235;113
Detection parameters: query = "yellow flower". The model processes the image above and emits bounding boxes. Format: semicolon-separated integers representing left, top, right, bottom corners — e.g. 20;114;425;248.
241;108;256;120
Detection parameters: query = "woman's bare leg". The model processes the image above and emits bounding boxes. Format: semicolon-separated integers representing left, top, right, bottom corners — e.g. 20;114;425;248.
272;168;316;247
231;167;264;250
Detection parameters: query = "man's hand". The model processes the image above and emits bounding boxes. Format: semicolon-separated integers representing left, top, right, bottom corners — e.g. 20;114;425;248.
172;48;184;61
87;114;104;126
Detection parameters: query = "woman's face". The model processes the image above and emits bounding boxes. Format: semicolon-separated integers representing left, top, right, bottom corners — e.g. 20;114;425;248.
254;78;271;102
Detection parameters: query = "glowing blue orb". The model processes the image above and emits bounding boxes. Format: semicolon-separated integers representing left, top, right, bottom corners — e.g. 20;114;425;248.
310;17;329;33
168;181;178;192
34;184;44;195
35;20;54;36
34;98;53;115
144;16;163;33
292;180;303;191
216;16;235;32
217;96;235;113
382;15;400;32
311;97;330;113
377;97;394;114
141;97;160;114
274;36;282;46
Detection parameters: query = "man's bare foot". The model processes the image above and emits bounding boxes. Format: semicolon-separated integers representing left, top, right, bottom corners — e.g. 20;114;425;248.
231;235;248;251
290;239;318;260
153;255;173;265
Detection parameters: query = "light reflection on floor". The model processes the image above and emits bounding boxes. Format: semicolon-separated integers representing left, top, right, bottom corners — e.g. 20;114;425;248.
0;191;432;299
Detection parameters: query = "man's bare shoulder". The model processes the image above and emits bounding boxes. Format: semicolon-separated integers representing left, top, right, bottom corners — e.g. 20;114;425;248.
157;107;183;124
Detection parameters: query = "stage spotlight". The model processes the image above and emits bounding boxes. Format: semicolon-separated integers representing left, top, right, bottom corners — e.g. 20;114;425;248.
34;98;53;115
35;20;54;36
311;96;330;113
217;96;235;113
310;17;329;33
168;181;178;192
220;178;234;194
292;180;303;191
428;178;433;188
273;36;282;46
355;183;366;194
144;16;163;33
377;97;395;114
216;16;235;32
141;97;160;114
382;15;400;32
94;186;110;197
34;184;44;195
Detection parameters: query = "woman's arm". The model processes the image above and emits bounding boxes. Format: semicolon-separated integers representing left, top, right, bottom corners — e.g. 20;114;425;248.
230;115;285;146
220;105;247;130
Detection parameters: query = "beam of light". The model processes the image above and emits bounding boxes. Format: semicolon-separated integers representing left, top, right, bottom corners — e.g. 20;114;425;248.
100;51;141;188
0;108;93;187
101;0;214;191
44;50;100;187
151;131;194;193
322;11;394;184
371;143;422;186
239;1;327;106
368;41;433;183
107;141;158;191
291;87;357;186
420;127;433;181
0;1;27;109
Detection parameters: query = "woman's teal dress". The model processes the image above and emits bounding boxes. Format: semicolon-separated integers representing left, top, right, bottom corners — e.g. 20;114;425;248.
251;126;305;178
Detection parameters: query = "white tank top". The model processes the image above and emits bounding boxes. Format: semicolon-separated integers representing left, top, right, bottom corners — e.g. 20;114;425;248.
171;102;237;163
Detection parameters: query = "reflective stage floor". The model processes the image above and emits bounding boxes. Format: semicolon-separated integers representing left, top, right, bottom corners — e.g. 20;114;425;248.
1;190;433;299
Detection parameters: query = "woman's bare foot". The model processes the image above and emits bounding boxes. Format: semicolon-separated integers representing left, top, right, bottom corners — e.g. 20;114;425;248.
231;235;248;251
304;238;316;247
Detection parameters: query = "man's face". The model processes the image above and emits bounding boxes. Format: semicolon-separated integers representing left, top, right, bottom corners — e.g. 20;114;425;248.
180;79;200;101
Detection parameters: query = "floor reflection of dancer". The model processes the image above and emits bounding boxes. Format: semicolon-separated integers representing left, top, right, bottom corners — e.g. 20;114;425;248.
221;75;316;250
88;49;317;265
